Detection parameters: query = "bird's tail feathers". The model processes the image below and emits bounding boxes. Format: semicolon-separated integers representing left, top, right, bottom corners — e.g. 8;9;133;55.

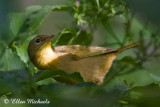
117;42;141;53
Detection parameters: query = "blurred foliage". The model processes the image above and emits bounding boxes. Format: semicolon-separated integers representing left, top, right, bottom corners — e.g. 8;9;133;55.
0;0;160;107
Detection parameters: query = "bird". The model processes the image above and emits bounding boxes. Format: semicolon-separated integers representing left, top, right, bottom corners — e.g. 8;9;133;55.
28;35;140;85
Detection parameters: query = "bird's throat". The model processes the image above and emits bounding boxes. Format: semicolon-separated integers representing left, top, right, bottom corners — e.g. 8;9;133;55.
34;45;58;70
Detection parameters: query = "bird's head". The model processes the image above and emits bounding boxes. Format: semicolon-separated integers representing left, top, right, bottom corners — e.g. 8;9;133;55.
27;35;55;62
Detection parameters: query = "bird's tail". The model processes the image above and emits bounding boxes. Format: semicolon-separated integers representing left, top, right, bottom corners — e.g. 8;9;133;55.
117;42;141;53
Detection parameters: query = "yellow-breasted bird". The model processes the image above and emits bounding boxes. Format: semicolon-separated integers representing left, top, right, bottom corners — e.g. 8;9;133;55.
28;35;140;85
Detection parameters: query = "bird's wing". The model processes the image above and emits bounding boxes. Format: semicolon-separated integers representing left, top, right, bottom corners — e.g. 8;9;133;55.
54;45;117;59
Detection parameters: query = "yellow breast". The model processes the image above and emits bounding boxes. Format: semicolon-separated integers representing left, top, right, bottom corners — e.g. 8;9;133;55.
35;46;59;69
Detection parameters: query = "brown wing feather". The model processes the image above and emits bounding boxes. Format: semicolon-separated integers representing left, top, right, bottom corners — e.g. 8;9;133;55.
54;45;117;59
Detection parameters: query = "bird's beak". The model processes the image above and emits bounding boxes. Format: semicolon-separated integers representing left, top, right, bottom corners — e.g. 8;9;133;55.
44;35;55;42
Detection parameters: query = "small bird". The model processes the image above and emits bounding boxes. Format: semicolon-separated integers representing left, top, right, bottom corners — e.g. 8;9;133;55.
28;35;140;85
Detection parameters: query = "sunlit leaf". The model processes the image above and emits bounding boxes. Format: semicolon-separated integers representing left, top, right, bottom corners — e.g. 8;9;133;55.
119;69;154;87
52;5;72;11
149;73;160;84
25;5;42;13
15;44;29;64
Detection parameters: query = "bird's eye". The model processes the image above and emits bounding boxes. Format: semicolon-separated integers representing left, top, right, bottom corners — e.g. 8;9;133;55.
35;38;41;43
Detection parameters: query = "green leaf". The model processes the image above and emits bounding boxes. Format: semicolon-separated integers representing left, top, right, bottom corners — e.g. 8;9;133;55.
0;42;8;58
144;62;160;84
9;13;26;37
27;6;51;33
149;73;160;84
15;44;29;64
35;70;83;84
0;49;25;71
119;56;136;65
52;5;72;11
8;5;52;45
25;5;42;13
103;65;154;91
0;70;30;97
52;29;76;46
96;0;100;10
0;80;13;96
71;30;93;46
16;5;51;35
118;69;154;87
